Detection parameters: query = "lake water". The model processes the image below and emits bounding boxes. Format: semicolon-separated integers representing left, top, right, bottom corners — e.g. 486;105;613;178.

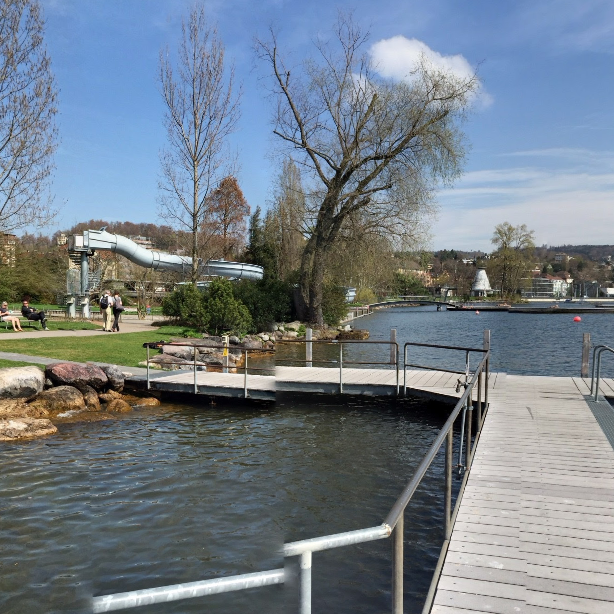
1;307;613;613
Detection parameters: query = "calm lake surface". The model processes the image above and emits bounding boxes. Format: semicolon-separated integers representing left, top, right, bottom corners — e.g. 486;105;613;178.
2;307;613;613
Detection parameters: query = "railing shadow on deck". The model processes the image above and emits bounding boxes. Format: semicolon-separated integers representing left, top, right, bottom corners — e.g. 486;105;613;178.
93;336;492;614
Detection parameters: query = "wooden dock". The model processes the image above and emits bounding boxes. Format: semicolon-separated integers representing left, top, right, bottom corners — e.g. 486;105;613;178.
131;366;504;404
431;374;614;614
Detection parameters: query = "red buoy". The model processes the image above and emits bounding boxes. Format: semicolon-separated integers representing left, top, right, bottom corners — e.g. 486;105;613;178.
573;316;581;322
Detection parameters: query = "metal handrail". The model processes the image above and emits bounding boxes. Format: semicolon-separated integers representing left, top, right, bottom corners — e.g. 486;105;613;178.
277;338;400;396
144;341;274;399
93;344;491;614
590;344;614;400
403;341;487;396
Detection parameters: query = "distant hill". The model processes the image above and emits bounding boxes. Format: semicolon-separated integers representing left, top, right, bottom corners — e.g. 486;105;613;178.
549;245;614;261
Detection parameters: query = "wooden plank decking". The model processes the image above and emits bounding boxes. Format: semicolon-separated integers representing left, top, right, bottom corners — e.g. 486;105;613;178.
431;374;614;614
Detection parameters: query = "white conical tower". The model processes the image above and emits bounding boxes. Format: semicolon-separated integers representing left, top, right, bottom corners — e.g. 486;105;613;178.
471;268;491;297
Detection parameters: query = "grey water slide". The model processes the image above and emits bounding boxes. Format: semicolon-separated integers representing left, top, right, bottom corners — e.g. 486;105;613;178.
68;229;263;281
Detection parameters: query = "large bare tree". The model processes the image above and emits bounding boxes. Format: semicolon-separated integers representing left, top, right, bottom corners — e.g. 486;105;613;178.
257;16;477;324
158;5;240;283
0;0;58;233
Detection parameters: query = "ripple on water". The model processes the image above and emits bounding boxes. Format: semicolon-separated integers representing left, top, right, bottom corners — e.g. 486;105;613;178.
0;396;459;613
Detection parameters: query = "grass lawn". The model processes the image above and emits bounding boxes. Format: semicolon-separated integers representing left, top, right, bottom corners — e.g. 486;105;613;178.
0;326;200;367
0;320;100;334
0;359;44;369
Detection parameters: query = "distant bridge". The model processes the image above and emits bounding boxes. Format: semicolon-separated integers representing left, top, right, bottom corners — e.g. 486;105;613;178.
370;297;457;310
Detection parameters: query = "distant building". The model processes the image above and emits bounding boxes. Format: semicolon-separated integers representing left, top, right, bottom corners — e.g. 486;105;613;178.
471;268;492;297
554;253;570;263
0;233;16;267
522;274;572;298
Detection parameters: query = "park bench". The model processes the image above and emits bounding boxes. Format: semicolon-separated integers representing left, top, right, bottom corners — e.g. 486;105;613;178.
2;316;37;330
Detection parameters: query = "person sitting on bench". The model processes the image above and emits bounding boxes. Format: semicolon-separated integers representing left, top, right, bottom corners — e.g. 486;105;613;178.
21;300;49;330
1;302;24;331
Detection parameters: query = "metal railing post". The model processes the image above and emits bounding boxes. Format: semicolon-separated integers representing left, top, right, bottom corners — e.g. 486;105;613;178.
403;345;407;396
392;513;404;614
444;429;453;539
299;551;312;614
476;370;483;427
339;342;343;394
458;401;467;471
193;347;198;395
244;350;248;399
146;346;150;390
306;328;312;368
390;329;397;365
582;332;591;378
395;343;399;396
466;397;473;468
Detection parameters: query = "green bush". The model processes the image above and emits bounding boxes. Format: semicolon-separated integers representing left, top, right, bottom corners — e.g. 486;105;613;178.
232;278;293;332
355;287;377;304
322;283;348;326
203;278;252;335
162;283;208;330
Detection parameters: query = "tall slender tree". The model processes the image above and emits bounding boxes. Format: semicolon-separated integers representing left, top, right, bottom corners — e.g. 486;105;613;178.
158;4;240;283
206;175;249;259
0;0;58;233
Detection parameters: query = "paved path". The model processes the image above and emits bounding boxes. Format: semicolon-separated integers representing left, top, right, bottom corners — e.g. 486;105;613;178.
0;319;160;340
431;375;614;614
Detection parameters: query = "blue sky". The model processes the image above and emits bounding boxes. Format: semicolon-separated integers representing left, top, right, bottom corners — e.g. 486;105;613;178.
42;0;614;251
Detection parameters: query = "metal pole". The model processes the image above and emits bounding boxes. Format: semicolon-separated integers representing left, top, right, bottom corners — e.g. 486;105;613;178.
403;345;407;396
390;329;397;365
476;371;483;427
581;332;591;378
146;346;150;390
193;346;197;395
392;513;404;614
244;350;248;399
458;402;466;470
299;551;312;614
339;342;343;394
306;328;312;368
444;429;453;539
80;251;89;295
466;398;473;468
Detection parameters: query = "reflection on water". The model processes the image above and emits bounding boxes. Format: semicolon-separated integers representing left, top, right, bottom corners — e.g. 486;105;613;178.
338;306;614;376
0;396;457;614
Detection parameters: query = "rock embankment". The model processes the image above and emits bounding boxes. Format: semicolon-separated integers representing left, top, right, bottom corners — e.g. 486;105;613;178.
0;364;160;442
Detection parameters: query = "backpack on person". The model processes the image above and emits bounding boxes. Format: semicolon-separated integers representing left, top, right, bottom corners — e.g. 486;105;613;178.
100;295;109;309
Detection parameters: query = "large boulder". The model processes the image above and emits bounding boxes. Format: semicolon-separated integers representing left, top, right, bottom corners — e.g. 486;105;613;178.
0;366;45;399
0;418;57;441
106;398;132;413
80;384;101;411
338;329;370;340
100;365;125;392
162;345;196;360
46;363;108;391
0;398;49;419
29;386;85;416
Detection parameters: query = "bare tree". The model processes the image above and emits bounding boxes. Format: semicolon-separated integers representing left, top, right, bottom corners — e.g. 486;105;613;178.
0;0;58;233
257;15;476;324
158;5;240;283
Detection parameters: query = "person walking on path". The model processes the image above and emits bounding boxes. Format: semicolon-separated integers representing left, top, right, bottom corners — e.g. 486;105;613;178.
1;302;23;331
21;300;49;330
111;291;124;332
100;290;114;332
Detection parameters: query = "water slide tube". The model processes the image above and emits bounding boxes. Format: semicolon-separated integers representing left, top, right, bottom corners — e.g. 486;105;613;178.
68;229;264;281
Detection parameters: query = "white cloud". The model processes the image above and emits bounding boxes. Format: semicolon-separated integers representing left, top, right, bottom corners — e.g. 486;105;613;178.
369;36;492;108
432;149;614;250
